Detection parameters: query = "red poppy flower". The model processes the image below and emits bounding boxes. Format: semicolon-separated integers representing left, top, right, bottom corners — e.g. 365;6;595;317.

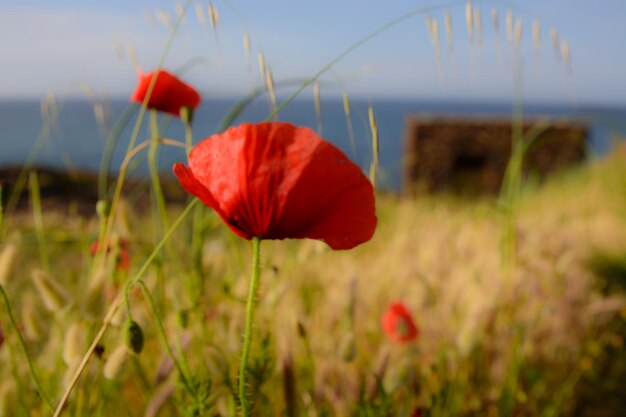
381;302;418;343
130;69;201;117
90;239;130;271
174;122;376;250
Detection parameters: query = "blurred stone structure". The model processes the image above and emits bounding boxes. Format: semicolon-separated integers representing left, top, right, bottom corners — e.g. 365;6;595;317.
403;116;588;195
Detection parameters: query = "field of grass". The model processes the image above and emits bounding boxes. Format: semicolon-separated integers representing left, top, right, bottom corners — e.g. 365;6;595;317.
1;149;625;416
1;2;625;416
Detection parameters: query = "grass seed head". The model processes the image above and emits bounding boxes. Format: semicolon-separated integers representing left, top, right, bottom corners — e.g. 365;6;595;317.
174;2;186;24
466;1;474;42
103;345;129;380
491;8;499;33
550;28;559;51
258;51;266;84
0;381;16;417
338;332;357;362
195;3;207;26
63;322;85;365
0;243;18;287
474;8;483;44
342;91;351;117
31;269;70;312
208;3;219;32
21;296;44;340
155;9;173;30
514;18;523;50
445;11;453;50
243;31;251;63
533;19;541;54
506;9;514;42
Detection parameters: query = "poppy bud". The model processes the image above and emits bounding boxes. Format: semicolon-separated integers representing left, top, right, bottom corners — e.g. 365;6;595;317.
124;320;144;355
31;270;70;312
338;332;357;363
177;309;189;328
0;243;18;287
179;106;194;125
96;199;111;219
103;345;129;380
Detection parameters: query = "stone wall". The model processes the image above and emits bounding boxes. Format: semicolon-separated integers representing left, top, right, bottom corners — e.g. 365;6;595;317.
403;116;588;195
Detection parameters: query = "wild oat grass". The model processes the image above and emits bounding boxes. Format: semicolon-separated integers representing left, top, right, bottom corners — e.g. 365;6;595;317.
0;2;615;416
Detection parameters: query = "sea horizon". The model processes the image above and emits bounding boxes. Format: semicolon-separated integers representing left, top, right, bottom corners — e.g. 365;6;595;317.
1;96;625;191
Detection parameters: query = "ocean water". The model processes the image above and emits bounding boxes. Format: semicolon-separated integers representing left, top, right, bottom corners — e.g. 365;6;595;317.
1;97;625;191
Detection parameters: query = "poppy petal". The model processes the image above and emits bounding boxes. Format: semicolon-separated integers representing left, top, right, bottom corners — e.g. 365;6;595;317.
178;122;376;249
173;163;251;239
268;138;377;250
130;70;201;117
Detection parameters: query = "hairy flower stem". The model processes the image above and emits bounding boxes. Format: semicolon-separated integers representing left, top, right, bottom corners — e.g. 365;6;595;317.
239;237;261;417
0;284;54;411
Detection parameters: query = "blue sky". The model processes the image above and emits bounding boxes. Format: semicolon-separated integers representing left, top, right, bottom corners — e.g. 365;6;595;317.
1;0;625;105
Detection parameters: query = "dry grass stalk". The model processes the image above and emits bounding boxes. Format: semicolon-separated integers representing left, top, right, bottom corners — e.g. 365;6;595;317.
155;9;173;30
465;1;474;42
491;7;499;33
313;81;323;135
506;9;514;43
445;11;453;51
266;68;277;115
514;18;523;50
195;3;207;26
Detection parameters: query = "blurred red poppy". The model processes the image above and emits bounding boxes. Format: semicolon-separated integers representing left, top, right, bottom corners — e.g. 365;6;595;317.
130;69;201;118
90;239;130;271
174;122;376;250
382;302;418;343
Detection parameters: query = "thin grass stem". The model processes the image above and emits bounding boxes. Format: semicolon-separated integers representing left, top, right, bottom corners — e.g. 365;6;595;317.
134;280;194;395
0;284;54;411
28;172;49;271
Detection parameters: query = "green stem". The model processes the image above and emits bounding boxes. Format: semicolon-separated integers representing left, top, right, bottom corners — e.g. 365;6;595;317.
29;172;49;271
238;237;262;416
135;280;194;395
184;118;193;157
149;110;169;235
0;284;54;411
98;104;137;200
96;0;191;271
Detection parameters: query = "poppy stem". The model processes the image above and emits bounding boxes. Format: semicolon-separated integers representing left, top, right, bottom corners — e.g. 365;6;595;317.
238;237;262;416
